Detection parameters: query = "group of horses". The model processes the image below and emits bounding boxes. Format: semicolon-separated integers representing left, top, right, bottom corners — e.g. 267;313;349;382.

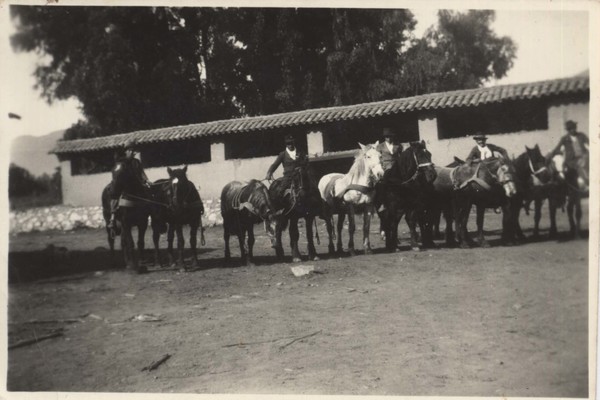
102;140;589;274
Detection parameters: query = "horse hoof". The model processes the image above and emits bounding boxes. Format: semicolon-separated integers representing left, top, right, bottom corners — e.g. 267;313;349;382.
480;242;491;248
137;267;148;274
313;256;320;261
364;249;373;255
411;246;420;252
349;250;356;257
292;257;302;263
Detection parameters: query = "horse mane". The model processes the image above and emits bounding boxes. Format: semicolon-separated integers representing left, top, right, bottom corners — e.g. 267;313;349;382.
347;152;369;181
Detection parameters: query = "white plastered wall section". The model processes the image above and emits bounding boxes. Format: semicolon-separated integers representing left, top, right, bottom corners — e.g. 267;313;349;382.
418;101;589;167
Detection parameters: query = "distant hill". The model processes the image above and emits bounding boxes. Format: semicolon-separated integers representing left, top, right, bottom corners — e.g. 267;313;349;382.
10;130;65;177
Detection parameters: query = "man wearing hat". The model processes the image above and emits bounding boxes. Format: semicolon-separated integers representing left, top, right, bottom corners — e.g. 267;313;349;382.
265;135;309;181
550;120;589;170
107;138;151;230
376;128;402;173
466;133;509;162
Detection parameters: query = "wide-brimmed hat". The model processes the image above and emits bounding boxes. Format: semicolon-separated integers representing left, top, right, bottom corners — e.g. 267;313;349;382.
383;128;396;138
473;133;488;141
284;135;296;144
565;120;577;129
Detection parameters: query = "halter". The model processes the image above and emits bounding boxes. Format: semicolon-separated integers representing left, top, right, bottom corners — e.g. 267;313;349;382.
400;151;434;185
342;154;379;195
528;155;548;185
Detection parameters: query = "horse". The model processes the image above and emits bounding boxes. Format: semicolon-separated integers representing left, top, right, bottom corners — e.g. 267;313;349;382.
268;163;323;262
512;145;566;239
378;141;437;252
444;156;518;248
318;142;385;256
552;153;588;238
151;166;205;270
221;179;278;266
107;160;157;273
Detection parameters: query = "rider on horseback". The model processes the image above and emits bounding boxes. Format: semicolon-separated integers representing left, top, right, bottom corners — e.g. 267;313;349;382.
107;138;151;230
265;135;311;186
550;120;589;170
466;133;509;162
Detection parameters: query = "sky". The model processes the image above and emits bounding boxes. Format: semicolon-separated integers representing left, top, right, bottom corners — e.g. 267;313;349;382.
0;5;591;141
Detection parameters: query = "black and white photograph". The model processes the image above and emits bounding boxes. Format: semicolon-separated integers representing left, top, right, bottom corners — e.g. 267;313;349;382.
2;0;597;397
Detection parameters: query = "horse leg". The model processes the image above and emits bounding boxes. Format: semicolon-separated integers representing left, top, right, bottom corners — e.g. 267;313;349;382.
533;198;542;238
363;204;373;255
137;220;148;269
336;212;346;255
238;227;248;266
167;224;176;267
289;217;302;262
406;210;420;251
190;223;199;268
325;211;336;255
305;215;319;261
247;224;256;266
444;205;457;247
455;198;472;249
548;197;558;239
176;225;185;270
121;224;138;272
567;196;577;238
274;218;285;261
475;204;490;248
152;227;163;267
224;222;231;260
575;196;583;238
107;227;116;264
347;205;356;257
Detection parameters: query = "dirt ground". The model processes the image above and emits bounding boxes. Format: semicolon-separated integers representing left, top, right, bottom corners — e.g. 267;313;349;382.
7;202;591;396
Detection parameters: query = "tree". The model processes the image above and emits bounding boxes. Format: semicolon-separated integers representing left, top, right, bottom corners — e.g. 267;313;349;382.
399;10;517;96
10;7;516;139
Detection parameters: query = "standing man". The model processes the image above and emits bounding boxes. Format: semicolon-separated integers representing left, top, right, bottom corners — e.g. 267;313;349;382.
375;128;402;240
107;138;151;230
466;133;509;162
550;120;589;170
376;128;402;174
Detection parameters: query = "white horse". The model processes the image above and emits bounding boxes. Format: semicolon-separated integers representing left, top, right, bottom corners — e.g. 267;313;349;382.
318;142;385;256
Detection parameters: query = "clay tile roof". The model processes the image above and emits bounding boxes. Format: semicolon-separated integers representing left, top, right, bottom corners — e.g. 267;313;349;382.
52;75;589;155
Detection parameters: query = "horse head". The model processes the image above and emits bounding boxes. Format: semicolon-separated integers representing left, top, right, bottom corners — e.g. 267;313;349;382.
525;144;552;185
484;157;517;198
358;141;384;181
405;140;436;185
550;153;566;182
112;160;145;197
167;165;190;211
247;179;278;221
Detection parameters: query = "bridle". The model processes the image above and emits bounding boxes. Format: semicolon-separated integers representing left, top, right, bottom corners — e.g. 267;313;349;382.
527;153;549;185
400;149;434;185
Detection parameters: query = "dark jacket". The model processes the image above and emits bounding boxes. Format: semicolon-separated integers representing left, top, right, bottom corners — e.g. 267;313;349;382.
376;142;402;171
267;150;308;178
466;143;509;162
551;132;589;168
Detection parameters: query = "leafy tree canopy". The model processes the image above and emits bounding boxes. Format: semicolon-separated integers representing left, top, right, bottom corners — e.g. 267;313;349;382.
10;7;516;139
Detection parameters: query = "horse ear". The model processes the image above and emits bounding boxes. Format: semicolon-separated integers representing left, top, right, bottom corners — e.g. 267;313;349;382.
183;165;188;173
358;142;366;151
167;167;173;176
421;140;426;147
374;140;379;146
534;144;540;150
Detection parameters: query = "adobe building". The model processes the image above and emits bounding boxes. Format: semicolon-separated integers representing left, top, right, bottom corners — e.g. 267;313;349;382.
52;74;589;206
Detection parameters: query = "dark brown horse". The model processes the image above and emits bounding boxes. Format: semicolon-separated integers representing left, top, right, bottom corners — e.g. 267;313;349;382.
221;179;278;266
268;165;323;262
378;141;437;252
152;166;204;270
512;145;566;239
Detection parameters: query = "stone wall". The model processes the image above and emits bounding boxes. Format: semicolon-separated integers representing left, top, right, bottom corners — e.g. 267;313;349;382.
10;198;224;234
